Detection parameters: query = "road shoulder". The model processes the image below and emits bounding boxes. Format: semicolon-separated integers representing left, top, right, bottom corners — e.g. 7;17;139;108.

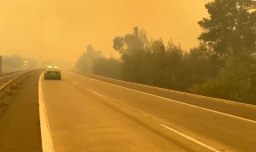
0;70;42;152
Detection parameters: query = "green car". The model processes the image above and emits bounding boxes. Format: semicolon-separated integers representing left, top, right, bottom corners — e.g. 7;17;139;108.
44;65;61;80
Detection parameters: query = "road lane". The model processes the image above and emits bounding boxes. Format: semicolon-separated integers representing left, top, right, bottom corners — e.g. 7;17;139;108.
65;71;256;152
41;74;195;152
74;71;256;120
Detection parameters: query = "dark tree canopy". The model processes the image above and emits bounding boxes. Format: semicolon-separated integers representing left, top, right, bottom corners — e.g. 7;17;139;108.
198;0;256;55
75;1;256;105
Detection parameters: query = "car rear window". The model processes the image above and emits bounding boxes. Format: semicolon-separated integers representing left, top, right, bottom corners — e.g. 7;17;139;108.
46;67;59;71
47;65;59;69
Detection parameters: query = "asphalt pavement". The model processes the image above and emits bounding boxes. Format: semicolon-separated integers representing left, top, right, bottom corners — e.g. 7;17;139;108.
0;70;42;152
76;71;256;120
1;69;253;152
41;71;256;152
41;72;200;152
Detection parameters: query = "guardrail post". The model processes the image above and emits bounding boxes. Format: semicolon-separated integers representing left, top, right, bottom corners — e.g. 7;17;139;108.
0;69;38;100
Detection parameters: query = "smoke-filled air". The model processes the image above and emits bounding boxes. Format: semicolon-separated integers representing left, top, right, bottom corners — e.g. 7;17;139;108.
2;1;256;152
0;0;210;66
1;0;256;104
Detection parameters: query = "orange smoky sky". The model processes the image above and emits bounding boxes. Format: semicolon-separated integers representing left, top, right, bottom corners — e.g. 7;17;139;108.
0;0;211;65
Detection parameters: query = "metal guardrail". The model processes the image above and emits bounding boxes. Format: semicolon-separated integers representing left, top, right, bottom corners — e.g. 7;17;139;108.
0;69;38;99
0;70;29;78
0;71;25;80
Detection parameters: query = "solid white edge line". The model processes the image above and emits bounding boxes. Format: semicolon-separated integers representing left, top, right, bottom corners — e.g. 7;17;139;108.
85;74;256;109
160;124;221;152
86;88;221;152
39;73;55;152
88;89;106;99
71;72;256;124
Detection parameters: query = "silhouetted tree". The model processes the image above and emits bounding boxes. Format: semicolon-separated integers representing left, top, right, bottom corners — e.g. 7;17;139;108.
2;55;23;68
84;0;256;105
75;45;102;73
92;58;122;79
198;0;256;56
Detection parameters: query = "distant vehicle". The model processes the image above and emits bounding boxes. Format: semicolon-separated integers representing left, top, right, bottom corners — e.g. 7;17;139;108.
23;64;28;69
44;65;61;80
23;61;29;69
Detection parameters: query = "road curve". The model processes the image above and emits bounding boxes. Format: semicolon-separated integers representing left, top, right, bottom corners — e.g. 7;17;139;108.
41;71;256;152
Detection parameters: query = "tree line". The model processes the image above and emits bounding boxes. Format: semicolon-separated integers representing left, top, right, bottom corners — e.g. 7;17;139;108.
2;55;38;69
75;0;256;105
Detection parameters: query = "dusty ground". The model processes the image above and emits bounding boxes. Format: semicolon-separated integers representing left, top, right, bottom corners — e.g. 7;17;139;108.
0;70;42;152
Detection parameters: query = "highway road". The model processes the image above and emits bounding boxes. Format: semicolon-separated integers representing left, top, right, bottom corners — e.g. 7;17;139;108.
40;71;256;152
0;70;42;152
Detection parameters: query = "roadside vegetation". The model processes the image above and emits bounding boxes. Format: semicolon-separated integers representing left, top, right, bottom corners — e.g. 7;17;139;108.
2;55;38;69
75;0;256;105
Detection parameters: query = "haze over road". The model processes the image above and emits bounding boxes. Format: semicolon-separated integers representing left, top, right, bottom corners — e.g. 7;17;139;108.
0;0;211;62
40;71;256;152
